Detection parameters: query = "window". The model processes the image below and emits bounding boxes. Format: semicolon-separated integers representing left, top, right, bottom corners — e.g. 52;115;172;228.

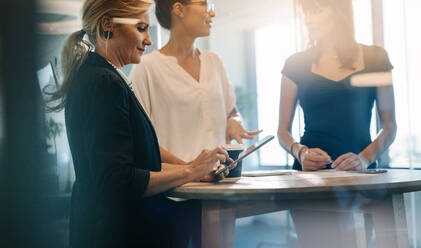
383;0;421;168
255;18;299;167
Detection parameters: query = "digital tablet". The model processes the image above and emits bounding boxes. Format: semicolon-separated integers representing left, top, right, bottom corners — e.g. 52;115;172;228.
347;169;387;174
214;135;275;176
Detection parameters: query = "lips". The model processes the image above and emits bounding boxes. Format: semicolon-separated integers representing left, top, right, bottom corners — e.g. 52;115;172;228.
137;47;145;52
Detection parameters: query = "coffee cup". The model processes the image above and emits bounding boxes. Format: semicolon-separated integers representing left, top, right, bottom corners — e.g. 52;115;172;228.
222;144;244;178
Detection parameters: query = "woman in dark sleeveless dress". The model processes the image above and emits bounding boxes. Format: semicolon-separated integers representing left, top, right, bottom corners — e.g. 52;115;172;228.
277;0;396;171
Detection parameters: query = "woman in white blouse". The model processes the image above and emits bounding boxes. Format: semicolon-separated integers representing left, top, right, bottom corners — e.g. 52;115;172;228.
130;0;260;164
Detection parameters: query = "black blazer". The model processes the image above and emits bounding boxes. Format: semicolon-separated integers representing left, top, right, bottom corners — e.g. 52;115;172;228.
65;52;166;247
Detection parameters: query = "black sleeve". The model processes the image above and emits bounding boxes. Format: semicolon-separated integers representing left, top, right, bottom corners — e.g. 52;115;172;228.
84;72;150;201
281;53;302;85
371;46;394;72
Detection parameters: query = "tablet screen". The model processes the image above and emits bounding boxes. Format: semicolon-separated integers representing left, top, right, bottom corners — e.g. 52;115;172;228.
215;135;274;176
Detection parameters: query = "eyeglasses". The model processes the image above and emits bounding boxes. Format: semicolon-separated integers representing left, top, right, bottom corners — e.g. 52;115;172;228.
189;0;215;13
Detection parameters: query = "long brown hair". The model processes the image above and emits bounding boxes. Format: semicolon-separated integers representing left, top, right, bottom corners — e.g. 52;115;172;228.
296;0;358;70
45;0;153;112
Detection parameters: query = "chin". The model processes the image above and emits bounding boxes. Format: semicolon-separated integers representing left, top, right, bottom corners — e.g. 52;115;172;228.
309;33;322;42
131;57;141;65
198;30;211;38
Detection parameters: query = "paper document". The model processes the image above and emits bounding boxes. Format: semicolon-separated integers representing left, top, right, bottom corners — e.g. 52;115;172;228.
242;170;297;177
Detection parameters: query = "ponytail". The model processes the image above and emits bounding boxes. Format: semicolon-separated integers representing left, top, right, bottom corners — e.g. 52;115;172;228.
44;0;154;112
44;29;93;112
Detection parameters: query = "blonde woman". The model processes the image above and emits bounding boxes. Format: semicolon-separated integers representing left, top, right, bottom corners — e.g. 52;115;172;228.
47;0;229;247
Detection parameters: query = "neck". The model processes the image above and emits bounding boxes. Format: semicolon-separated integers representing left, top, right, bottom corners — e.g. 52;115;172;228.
96;45;124;69
317;38;337;56
160;27;198;59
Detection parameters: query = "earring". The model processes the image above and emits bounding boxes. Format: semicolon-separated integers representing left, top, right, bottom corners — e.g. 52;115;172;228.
104;31;113;39
105;31;112;58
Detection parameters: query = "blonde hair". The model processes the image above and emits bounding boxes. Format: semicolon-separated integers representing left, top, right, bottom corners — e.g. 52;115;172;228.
45;0;153;112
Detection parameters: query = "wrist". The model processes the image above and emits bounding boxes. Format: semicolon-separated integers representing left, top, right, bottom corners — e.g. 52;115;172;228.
297;146;308;165
358;154;370;169
289;142;300;155
184;167;197;182
291;143;307;163
228;115;242;124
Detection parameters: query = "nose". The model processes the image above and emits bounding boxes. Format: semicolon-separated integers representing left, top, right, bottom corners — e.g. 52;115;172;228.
143;32;152;46
143;37;152;46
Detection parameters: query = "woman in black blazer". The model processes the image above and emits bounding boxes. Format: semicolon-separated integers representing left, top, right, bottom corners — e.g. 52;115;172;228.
46;0;230;247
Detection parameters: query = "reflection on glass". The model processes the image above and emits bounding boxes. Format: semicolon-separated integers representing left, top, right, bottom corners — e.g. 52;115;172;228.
37;64;74;193
383;0;421;168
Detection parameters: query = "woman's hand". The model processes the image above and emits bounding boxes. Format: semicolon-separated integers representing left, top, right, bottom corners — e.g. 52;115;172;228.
225;118;262;144
200;163;230;182
332;153;369;171
190;146;230;181
300;148;332;171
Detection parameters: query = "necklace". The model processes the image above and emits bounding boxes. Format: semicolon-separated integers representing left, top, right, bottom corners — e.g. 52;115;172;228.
106;60;133;90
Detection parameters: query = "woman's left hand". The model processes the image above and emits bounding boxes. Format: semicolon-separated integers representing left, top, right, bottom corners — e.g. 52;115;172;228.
200;163;230;182
225;118;262;144
332;153;369;171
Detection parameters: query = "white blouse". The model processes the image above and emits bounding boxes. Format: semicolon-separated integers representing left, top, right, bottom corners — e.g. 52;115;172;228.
130;50;236;162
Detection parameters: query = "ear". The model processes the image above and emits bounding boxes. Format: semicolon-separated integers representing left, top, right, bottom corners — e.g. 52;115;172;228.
100;15;113;32
172;2;185;17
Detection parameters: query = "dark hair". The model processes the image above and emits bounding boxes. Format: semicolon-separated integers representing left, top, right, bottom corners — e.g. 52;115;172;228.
155;0;191;29
296;0;358;70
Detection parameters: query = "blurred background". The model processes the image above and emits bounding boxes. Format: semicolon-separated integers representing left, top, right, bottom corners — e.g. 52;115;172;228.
1;0;421;247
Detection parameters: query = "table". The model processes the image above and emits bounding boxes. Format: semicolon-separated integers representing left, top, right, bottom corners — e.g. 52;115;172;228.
166;169;421;248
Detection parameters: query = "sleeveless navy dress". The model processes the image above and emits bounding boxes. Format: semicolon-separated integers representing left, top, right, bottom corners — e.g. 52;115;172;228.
282;45;393;170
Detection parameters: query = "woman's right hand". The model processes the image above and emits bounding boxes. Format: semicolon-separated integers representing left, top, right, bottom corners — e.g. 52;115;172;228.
300;148;332;171
190;146;230;181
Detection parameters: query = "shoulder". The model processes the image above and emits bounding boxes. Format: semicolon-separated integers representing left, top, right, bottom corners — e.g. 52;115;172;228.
363;45;390;59
132;50;167;75
284;49;313;68
133;51;159;70
282;49;313;80
141;50;161;64
77;62;128;96
201;50;224;65
362;44;393;71
281;49;314;84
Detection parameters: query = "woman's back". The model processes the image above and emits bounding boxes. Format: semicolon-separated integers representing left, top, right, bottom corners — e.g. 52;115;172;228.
65;52;164;247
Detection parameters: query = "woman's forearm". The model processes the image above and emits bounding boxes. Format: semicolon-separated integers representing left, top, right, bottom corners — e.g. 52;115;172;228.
143;166;194;197
277;75;299;155
161;163;190;171
145;147;229;197
277;129;296;154
359;123;397;164
159;146;188;165
361;86;397;164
